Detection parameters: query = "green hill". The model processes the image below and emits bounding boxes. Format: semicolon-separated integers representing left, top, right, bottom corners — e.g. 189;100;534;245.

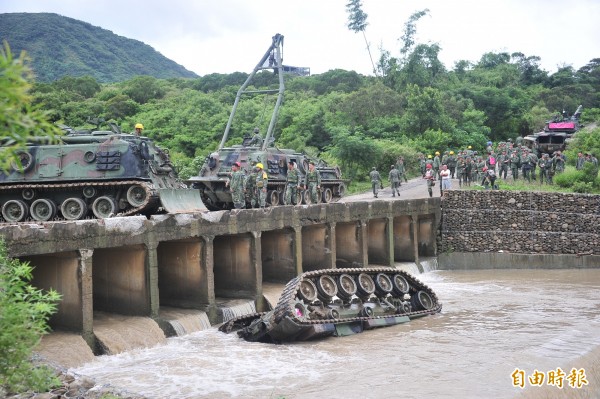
0;12;199;82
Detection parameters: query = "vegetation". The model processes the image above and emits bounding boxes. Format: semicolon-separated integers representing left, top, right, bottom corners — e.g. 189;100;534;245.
0;43;62;395
0;13;198;82
0;240;62;394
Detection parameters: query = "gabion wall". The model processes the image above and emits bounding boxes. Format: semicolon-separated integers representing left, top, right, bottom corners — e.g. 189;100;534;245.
440;190;600;255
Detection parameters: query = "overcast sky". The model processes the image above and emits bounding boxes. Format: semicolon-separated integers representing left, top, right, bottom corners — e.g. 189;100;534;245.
1;0;599;77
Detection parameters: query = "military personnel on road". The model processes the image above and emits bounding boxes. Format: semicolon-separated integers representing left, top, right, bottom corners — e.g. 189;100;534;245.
418;154;427;177
226;161;245;209
388;165;401;197
245;164;258;208
510;150;520;180
304;161;322;203
432;151;441;179
538;153;552;184
424;164;435;197
370;167;383;198
497;150;510;180
446;151;457;178
284;161;301;205
396;157;408;183
255;162;268;208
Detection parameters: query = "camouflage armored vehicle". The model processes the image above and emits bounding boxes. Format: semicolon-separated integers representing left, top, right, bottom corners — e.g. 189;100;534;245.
523;105;582;157
187;34;345;210
0;120;205;222
220;267;442;343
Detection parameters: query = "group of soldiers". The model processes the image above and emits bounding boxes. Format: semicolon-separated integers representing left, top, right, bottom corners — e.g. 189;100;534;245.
417;138;596;188
369;157;408;198
226;159;322;209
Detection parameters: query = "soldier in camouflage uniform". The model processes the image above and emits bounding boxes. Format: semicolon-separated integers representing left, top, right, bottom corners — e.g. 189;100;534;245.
538;153;551;184
446;151;457;178
497;150;510;180
284;161;301;205
304;161;322;203
245;164;258;208
370;167;383;198
388;165;401;197
510;150;520;180
432;152;441;179
552;151;565;175
396;157;408;183
255;162;268;208
418;154;427;177
226;161;246;209
456;156;465;187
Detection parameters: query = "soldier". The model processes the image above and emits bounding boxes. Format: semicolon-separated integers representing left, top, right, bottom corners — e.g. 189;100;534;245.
304;161;321;203
284;161;301;205
133;123;144;136
552;151;566;175
396;157;408;183
446;151;457;178
497;150;510;180
226;161;245;209
456;156;465;188
423;164;435;197
464;157;473;187
538;153;551;184
521;149;533;183
418;154;427;177
245;164;257;208
576;152;585;170
388;165;401;197
432;151;441;179
530;151;539;181
249;127;263;147
510;150;520;180
255;162;268;208
370;167;383;198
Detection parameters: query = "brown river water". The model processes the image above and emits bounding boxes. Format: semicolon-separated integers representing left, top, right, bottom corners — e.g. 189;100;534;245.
67;267;600;399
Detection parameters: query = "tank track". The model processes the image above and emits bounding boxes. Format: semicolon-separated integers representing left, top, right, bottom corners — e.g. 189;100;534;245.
219;267;442;342
0;180;159;223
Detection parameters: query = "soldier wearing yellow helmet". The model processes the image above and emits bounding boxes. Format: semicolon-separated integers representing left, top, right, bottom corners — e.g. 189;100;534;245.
432;151;441;178
254;162;268;208
134;123;144;136
447;150;457;178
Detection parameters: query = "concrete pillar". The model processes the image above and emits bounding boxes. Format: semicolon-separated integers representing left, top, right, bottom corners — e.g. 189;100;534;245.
78;249;94;349
327;222;337;269
412;215;420;266
359;220;369;267
386;216;394;266
293;227;303;275
145;241;159;319
202;235;216;322
251;231;265;311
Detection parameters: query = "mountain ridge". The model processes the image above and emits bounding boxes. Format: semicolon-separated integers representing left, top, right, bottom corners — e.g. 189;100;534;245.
0;12;199;82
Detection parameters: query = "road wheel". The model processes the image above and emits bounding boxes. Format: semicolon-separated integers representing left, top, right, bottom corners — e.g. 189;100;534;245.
126;184;147;207
316;274;338;302
336;273;357;300
30;199;57;221
61;198;87;220
298;279;318;302
2;200;28;222
374;273;394;297
355;273;375;299
411;290;434;311
321;187;333;203
92;196;117;218
268;190;280;206
392;274;410;295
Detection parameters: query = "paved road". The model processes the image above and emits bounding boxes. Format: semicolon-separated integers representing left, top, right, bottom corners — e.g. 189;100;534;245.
339;176;443;202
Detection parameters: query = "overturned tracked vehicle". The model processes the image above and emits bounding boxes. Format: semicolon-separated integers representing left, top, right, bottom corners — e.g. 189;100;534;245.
187;33;345;210
523;105;582;157
0;121;205;222
219;267;442;343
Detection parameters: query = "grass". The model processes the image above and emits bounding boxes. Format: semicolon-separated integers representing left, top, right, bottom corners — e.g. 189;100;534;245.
465;175;600;194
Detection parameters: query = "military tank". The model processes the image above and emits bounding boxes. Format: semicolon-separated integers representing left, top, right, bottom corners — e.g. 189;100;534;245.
0;120;206;222
523;105;582;157
219;267;442;343
187;34;346;210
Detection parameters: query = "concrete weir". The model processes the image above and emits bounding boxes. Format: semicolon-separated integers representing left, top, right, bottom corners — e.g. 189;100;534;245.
2;199;440;356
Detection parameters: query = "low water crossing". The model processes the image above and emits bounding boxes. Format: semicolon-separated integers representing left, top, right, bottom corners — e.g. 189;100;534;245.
71;268;600;398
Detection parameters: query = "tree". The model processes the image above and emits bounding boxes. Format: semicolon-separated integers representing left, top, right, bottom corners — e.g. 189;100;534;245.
0;41;61;171
346;0;377;76
399;9;430;57
0;241;62;395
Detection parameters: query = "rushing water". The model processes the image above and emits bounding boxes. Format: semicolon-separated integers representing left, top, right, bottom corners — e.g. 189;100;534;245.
71;268;600;399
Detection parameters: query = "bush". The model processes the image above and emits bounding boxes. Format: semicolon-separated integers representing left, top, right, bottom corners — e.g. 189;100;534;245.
0;240;61;394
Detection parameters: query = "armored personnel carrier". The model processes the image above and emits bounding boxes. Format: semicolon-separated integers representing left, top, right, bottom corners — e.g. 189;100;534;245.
219;267;442;343
0;120;205;222
523;105;582;157
187;34;345;210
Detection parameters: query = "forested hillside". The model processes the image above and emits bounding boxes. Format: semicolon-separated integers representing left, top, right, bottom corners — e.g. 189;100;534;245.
0;13;198;82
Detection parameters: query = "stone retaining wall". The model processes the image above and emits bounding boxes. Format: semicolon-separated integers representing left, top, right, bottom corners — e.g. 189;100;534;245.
440;190;600;255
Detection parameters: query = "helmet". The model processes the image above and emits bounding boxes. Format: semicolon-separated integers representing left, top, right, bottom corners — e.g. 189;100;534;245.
135;123;144;130
253;127;259;133
435;151;440;155
468;146;472;149
233;161;241;167
449;151;454;155
255;162;264;169
427;155;432;159
426;164;432;169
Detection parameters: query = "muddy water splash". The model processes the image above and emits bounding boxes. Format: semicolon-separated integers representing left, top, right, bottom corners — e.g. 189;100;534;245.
72;269;600;399
159;307;211;336
93;312;166;355
216;298;256;322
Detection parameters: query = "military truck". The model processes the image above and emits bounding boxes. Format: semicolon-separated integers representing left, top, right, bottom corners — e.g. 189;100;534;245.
523;105;582;157
187;34;345;210
0;119;205;222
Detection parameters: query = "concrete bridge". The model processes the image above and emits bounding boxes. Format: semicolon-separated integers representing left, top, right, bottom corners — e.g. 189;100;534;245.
0;199;440;349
